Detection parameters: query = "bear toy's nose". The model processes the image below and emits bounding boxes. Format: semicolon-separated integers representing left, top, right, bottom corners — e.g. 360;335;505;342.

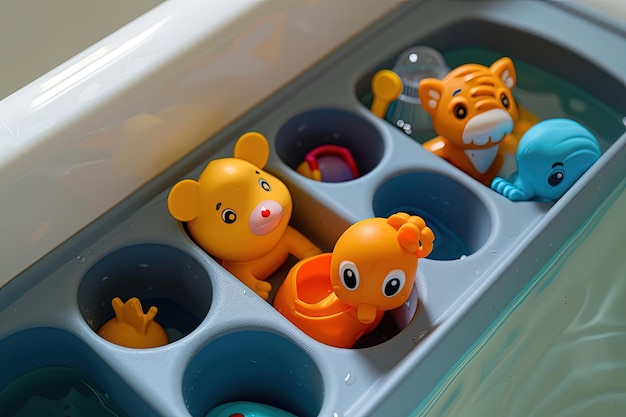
249;200;284;236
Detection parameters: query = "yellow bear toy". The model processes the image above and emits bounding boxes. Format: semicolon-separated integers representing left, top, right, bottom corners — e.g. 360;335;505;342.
167;132;321;300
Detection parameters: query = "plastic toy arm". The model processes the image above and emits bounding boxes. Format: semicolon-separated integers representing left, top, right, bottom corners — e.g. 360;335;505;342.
284;226;322;259
422;136;449;156
223;262;272;300
491;176;532;201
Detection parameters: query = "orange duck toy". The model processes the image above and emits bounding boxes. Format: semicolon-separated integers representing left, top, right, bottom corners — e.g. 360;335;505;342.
273;212;434;348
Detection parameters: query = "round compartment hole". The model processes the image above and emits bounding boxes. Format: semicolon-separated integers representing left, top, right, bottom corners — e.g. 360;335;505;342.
0;328;154;416
183;330;323;417
275;108;384;182
78;244;212;346
373;172;491;260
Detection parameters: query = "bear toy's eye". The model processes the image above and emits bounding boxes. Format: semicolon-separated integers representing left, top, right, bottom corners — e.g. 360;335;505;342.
258;178;271;191
221;208;237;224
339;261;359;290
453;103;467;119
382;270;406;297
548;169;565;186
500;93;510;109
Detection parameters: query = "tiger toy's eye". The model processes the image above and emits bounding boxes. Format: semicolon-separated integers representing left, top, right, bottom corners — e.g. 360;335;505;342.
258;178;271;191
382;270;406;297
453;103;467;119
221;208;237;224
500;93;510;109
339;261;360;290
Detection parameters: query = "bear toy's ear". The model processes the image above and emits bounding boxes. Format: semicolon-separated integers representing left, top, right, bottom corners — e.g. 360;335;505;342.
234;132;270;168
167;179;201;222
489;57;516;89
417;78;444;117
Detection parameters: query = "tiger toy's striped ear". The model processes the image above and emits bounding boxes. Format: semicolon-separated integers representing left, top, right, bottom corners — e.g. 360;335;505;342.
418;78;444;117
490;57;516;89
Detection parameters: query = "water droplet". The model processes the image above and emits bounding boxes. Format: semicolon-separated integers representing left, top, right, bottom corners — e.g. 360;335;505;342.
102;276;109;282
344;373;357;386
250;358;258;364
412;330;429;344
138;263;149;268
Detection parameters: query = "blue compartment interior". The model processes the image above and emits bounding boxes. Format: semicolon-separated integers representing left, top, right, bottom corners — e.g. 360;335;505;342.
182;330;323;417
78;244;213;343
0;328;155;417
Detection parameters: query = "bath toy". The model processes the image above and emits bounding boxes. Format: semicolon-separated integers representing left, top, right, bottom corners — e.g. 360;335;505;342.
206;401;297;417
97;297;168;348
417;57;538;185
296;144;359;182
274;212;434;348
167;132;321;300
373;46;450;135
491;118;601;202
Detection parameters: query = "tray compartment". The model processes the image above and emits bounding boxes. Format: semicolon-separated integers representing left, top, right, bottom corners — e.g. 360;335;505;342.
0;328;155;416
182;329;323;417
78;243;213;344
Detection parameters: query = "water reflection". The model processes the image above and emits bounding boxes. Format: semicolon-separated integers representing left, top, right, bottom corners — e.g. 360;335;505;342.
414;180;626;417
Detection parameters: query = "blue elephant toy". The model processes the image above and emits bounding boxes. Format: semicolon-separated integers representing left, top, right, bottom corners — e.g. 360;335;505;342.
491;118;601;202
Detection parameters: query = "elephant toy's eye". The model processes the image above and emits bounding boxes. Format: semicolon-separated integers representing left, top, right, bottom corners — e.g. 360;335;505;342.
548;163;565;187
221;208;237;224
453;103;467;119
382;270;406;297
258;178;271;191
339;261;360;290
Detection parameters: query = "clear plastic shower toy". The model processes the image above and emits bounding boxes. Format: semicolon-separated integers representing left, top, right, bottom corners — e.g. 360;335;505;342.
380;46;450;135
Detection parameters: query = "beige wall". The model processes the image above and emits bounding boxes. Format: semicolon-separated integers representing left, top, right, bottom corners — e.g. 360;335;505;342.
0;0;162;98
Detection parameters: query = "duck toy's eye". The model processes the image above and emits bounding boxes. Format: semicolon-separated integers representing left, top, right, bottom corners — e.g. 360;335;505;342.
382;270;406;297
339;261;360;290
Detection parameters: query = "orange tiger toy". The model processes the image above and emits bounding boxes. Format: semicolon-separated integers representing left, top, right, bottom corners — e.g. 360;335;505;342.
418;57;536;185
